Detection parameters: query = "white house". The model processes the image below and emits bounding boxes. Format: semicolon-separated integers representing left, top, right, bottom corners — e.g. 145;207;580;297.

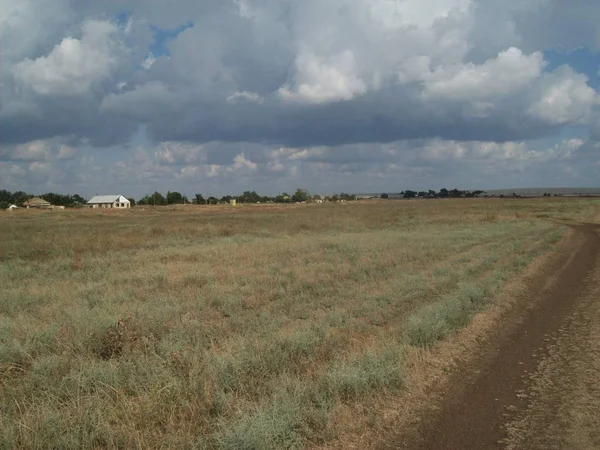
87;195;131;209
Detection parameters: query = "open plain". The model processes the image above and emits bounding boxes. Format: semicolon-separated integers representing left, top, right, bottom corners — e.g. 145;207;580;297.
1;198;599;449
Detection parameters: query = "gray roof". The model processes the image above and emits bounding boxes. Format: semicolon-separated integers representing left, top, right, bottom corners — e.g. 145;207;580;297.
87;195;129;204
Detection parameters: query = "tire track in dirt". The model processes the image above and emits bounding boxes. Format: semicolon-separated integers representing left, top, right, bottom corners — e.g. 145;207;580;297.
395;223;600;450
502;260;600;450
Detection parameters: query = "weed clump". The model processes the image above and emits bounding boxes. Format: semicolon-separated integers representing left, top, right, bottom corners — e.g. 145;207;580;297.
92;318;137;360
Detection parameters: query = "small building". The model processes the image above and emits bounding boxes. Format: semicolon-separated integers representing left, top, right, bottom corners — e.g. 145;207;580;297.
87;195;131;209
230;199;237;206
7;204;18;211
24;197;52;209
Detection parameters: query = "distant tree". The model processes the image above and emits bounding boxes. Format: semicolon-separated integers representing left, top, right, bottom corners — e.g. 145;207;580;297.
12;191;30;206
292;188;309;203
140;191;168;205
338;192;356;201
381;193;389;199
439;188;449;198
38;192;87;207
194;193;206;204
127;198;136;207
0;200;9;210
0;190;12;203
41;193;69;206
239;191;261;203
220;195;233;203
275;193;291;203
207;196;219;205
72;194;86;205
403;190;417;199
166;191;185;204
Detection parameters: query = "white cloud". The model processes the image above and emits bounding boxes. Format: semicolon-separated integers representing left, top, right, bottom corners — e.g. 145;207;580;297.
267;160;286;172
418;138;587;163
12;20;122;96
207;165;221;178
0;0;75;63
288;147;326;160
28;161;52;173
155;142;206;165
141;52;156;69
423;48;544;101
527;66;598;125
227;91;265;104
230;153;257;171
279;50;367;104
57;145;77;160
1;140;52;161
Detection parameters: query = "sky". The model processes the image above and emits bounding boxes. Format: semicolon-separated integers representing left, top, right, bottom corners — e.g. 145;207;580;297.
1;0;600;198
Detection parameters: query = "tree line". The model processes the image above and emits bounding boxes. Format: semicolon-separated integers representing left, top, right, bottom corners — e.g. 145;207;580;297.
137;189;357;205
0;190;88;210
1;188;357;209
381;188;486;199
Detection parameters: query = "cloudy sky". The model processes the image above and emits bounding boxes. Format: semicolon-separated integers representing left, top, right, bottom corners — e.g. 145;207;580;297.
1;0;600;197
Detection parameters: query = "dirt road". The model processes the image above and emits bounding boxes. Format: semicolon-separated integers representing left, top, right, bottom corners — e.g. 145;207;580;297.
393;224;600;450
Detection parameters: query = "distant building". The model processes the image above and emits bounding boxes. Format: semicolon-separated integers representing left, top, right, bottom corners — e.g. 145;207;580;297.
230;199;237;206
7;204;18;211
87;195;131;209
24;197;51;209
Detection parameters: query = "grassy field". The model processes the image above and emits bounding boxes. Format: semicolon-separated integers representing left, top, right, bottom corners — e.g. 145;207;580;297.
1;198;599;449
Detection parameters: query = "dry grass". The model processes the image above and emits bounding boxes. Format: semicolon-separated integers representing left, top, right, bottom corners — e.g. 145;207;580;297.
1;198;598;449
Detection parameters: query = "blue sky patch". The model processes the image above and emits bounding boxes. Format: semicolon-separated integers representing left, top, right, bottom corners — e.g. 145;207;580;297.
545;48;600;89
149;22;194;57
116;11;132;28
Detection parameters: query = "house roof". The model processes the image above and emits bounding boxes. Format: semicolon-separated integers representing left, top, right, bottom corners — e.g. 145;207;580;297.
24;197;50;205
87;195;129;204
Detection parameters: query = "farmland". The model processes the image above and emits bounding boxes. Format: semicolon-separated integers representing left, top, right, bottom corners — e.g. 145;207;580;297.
1;198;599;449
